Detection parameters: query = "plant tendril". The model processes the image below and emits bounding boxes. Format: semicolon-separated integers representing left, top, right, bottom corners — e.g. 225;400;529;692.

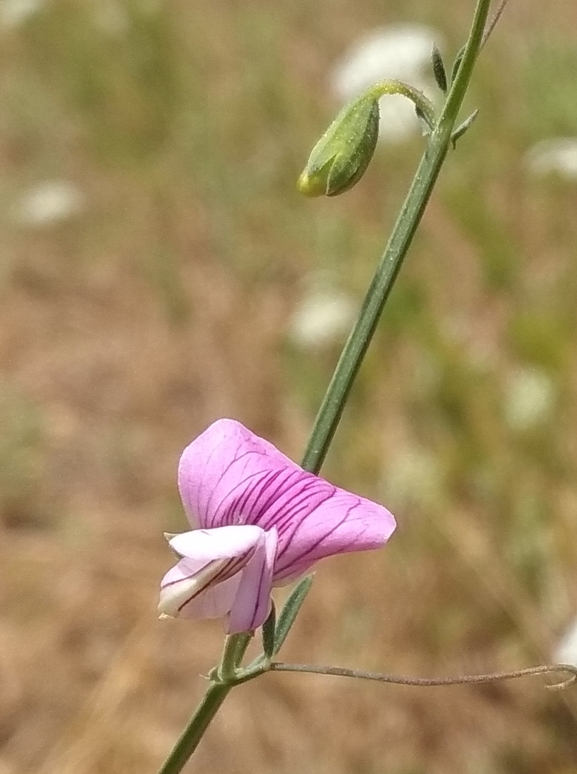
269;662;577;690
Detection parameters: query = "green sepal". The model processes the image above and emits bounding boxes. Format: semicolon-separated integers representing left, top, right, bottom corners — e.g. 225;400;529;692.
272;575;313;655
451;46;466;84
297;93;380;197
261;601;276;660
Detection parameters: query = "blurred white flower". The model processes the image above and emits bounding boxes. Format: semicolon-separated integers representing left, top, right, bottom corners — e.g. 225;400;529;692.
333;24;439;97
15;181;86;227
554;618;577;666
289;274;356;349
0;0;44;28
331;24;442;144
503;368;556;431
525;138;577;180
382;445;444;508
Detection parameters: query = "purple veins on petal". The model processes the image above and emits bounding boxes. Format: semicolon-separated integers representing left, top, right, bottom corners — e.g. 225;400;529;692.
178;420;291;530
158;525;266;619
177;576;242;620
158;558;229;618
161;418;396;632
227;528;278;634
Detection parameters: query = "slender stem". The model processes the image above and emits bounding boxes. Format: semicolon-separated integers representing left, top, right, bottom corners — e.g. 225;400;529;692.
157;633;251;774
270;662;577;690
368;80;437;128
156;682;233;774
217;632;253;682
301;0;491;475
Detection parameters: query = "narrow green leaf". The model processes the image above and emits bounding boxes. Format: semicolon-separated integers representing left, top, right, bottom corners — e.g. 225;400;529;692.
273;575;313;655
451;109;479;148
432;45;447;93
262;602;276;659
451;45;466;84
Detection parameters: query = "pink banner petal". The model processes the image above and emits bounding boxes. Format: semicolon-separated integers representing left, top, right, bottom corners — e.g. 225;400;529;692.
178;419;290;529
178;420;395;584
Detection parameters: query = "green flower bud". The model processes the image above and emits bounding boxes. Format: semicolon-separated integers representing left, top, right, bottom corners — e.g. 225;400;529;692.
297;92;380;197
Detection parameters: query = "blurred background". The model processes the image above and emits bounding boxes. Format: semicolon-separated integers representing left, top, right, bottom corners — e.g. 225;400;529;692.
1;0;577;772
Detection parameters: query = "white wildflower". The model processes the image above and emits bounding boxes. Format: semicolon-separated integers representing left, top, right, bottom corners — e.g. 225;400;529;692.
289;273;356;349
525;138;577;180
382;445;444;509
331;24;442;144
15;181;86;227
503;368;556;431
0;0;44;28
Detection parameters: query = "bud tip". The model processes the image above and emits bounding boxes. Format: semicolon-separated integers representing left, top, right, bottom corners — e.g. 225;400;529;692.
296;169;326;197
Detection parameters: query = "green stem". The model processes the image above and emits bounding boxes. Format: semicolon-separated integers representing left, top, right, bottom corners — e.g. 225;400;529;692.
157;633;251;774
156;682;232;774
369;80;437;129
217;632;253;682
301;0;491;475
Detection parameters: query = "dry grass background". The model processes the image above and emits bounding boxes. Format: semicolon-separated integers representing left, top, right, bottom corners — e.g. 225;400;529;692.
1;0;577;772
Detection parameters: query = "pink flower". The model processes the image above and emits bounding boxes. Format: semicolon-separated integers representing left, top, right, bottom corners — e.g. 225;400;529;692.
158;419;395;634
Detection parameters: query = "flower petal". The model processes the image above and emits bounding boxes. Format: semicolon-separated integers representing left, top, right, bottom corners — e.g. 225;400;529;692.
178;418;292;529
178;419;395;584
271;484;395;583
158;525;265;618
158;559;240;618
168;525;264;562
227;528;278;634
176;576;241;620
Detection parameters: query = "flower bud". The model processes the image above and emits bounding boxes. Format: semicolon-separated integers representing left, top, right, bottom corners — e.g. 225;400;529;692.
297;92;380;197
